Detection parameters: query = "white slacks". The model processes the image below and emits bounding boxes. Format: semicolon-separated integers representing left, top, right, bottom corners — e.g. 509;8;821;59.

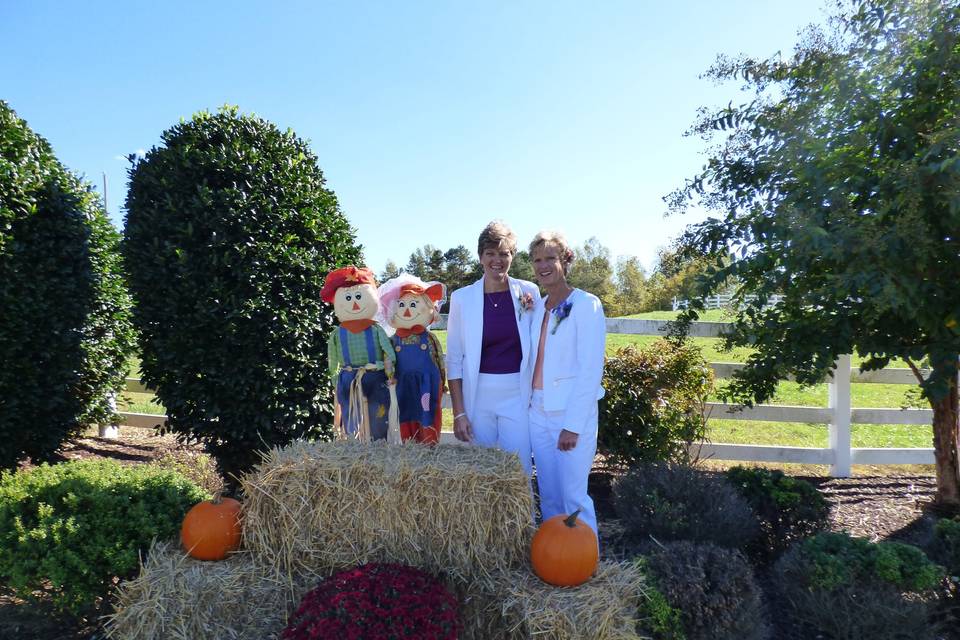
472;373;533;475
528;389;598;534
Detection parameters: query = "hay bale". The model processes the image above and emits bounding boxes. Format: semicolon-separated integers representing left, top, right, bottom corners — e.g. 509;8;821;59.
459;561;649;640
105;541;305;640
240;440;533;584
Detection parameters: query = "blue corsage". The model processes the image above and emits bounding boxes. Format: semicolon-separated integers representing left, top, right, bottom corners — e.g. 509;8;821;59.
550;300;573;334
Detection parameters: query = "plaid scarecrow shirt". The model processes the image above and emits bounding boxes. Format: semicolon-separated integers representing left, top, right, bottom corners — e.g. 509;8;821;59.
327;322;396;385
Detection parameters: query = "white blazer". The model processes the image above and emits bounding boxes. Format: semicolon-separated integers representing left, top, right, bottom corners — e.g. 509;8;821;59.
446;276;542;417
529;288;606;435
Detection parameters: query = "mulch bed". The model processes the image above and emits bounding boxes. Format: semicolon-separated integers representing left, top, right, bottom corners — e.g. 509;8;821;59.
0;428;947;639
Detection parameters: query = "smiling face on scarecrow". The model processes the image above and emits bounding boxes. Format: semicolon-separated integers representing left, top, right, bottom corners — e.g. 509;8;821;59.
392;291;437;330
332;283;379;322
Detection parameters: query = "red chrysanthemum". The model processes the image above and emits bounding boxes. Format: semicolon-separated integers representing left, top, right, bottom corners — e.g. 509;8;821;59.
281;563;461;640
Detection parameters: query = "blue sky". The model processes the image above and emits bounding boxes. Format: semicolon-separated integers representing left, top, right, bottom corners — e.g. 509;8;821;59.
2;1;828;275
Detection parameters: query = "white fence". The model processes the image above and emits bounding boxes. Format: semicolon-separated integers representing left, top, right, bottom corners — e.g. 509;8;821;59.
118;319;935;477
672;293;784;311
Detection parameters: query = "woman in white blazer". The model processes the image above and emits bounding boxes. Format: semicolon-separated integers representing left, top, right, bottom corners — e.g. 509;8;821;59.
527;230;606;534
446;221;541;474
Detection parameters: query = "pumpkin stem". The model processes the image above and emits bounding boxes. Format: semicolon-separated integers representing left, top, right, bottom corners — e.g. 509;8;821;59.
211;491;222;505
563;509;582;528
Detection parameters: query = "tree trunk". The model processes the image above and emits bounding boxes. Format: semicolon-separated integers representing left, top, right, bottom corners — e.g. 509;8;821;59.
931;375;960;510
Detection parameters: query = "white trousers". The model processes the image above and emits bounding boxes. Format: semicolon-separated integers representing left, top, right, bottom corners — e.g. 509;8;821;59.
529;389;598;534
472;373;533;475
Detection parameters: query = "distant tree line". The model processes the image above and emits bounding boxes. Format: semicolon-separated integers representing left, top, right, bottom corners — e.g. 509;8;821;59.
382;237;713;317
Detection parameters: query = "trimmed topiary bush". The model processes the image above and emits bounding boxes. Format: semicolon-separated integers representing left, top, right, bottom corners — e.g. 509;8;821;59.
0;459;208;615
725;465;829;559
0;101;135;469
641;541;770;640
599;340;712;466
613;463;759;551
282;563;460;640
124;106;362;487
772;532;944;640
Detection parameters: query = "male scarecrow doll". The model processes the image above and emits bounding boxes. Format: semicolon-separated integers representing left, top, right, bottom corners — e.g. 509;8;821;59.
321;266;399;443
378;274;446;444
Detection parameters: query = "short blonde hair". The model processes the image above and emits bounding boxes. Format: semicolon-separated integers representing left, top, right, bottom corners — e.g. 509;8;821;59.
529;230;575;275
477;220;517;257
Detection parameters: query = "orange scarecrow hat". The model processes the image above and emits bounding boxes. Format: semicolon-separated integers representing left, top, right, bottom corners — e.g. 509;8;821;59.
320;266;377;303
398;281;445;303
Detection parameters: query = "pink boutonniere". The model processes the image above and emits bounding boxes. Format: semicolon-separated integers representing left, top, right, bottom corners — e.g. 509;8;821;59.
518;291;535;320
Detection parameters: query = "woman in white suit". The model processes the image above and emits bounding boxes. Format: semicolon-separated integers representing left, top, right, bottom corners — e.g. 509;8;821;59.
527;230;606;534
447;221;541;474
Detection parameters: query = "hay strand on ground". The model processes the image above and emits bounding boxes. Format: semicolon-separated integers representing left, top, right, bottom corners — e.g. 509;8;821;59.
240;440;534;585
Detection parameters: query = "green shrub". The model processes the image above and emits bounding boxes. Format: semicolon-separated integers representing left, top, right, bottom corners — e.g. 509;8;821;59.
599;340;712;466
0;101;135;469
0;459;208;614
725;465;829;559
931;516;960;576
772;532;944;640
613;463;759;550
124;106;362;487
641;541;770;640
633;557;685;640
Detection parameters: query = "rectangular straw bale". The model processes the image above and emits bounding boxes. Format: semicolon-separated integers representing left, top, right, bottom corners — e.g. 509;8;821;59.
458;561;649;640
240;440;534;584
105;541;308;640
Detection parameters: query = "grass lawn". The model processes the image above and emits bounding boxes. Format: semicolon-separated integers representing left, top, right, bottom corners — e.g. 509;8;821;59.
118;313;933;451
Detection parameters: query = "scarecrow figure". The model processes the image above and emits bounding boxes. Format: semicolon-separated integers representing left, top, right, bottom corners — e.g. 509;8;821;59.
379;274;447;444
321;266;399;443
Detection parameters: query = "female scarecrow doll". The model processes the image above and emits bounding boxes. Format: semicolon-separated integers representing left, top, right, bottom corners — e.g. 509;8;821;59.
378;274;447;444
321;266;399;443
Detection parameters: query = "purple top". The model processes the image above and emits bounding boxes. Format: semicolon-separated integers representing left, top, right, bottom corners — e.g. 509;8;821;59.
479;290;522;374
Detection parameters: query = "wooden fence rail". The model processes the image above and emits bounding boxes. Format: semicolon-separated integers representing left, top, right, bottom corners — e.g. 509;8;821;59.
118;318;935;477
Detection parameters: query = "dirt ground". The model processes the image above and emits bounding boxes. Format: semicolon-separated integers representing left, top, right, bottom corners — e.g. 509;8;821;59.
0;428;948;640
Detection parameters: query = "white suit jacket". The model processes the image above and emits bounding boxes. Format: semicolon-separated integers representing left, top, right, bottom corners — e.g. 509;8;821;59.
446;276;542;417
529;288;606;435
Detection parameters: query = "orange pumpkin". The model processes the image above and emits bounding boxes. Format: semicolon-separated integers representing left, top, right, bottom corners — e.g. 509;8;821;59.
530;509;598;587
180;495;242;561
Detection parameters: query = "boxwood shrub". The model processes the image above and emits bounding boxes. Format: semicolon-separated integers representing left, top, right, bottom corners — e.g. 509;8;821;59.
613;463;759;551
0;459;208;615
930;516;960;576
0;101;135;469
725;465;829;559
599;340;712;467
640;541;770;640
124;106;362;486
772;532;944;640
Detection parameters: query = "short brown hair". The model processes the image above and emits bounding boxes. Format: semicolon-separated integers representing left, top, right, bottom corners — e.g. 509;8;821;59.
477;220;517;257
529;230;575;274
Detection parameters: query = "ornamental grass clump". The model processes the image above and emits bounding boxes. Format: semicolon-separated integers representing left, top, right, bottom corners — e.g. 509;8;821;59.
640;541;770;640
281;563;460;640
725;465;829;559
773;532;944;640
0;459;207;615
613;462;759;551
